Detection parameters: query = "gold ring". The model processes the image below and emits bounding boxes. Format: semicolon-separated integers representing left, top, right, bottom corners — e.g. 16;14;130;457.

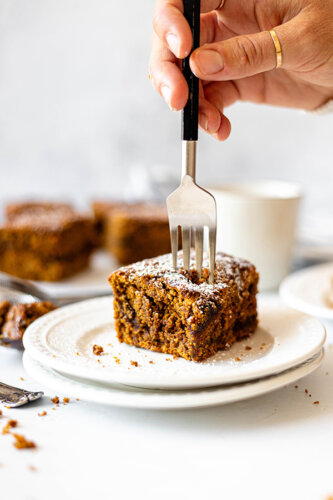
269;29;282;68
216;0;225;9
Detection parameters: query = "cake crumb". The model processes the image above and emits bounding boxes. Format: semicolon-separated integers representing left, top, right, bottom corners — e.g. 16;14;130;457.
149;360;154;364
245;346;252;351
2;419;18;434
0;410;2;416
63;397;70;403
93;344;104;356
28;465;37;472
313;401;319;405
76;352;80;356
51;396;59;404
305;389;308;394
13;434;36;450
130;360;138;367
166;358;172;362
235;357;241;362
76;398;79;401
20;377;24;381
294;385;298;389
114;356;120;364
38;411;47;417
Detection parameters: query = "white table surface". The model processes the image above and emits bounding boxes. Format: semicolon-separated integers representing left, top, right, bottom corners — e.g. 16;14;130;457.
1;303;333;500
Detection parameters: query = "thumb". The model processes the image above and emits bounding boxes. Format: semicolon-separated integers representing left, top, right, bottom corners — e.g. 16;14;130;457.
190;30;279;80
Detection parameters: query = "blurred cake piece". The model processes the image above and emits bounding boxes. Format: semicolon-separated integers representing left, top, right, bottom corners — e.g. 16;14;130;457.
5;201;73;221
0;202;98;281
92;200;127;247
0;301;11;329
107;204;171;265
0;301;56;341
92;201;172;265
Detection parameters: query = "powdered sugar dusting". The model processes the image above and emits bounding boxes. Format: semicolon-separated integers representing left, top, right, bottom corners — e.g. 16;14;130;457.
114;251;255;299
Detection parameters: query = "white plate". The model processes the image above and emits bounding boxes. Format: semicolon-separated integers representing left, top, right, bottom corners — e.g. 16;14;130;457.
280;262;333;319
22;349;324;410
23;295;326;389
34;251;116;297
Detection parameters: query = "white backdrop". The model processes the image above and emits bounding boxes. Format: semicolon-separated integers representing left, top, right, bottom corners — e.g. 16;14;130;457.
0;0;332;231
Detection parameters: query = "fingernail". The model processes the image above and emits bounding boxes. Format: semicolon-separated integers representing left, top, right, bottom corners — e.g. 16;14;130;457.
200;113;209;131
166;33;180;57
161;86;172;109
195;49;224;75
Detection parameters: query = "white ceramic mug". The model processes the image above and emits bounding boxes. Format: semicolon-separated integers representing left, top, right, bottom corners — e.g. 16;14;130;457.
209;181;302;291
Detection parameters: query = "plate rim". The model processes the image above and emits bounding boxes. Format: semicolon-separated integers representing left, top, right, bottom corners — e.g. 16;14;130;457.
22;349;324;410
23;295;327;389
280;261;333;319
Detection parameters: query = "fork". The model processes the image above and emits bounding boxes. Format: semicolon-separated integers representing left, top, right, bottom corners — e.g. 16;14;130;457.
0;272;112;307
166;0;217;283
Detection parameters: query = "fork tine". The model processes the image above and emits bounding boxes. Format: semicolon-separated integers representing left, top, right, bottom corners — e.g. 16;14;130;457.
195;227;203;278
182;227;191;270
208;226;217;284
170;226;179;269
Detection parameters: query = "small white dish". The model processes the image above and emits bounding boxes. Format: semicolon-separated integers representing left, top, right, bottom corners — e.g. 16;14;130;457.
22;349;324;410
23;295;326;390
280;262;333;319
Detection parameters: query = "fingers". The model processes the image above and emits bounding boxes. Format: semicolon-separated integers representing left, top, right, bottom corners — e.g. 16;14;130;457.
202;81;238;140
198;83;222;135
150;33;189;110
153;0;193;58
190;30;277;81
153;0;224;58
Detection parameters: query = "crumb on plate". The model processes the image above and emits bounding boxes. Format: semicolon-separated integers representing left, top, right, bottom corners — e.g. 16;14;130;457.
93;344;104;356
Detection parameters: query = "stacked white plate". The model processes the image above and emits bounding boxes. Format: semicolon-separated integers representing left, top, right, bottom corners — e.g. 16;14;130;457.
23;295;326;410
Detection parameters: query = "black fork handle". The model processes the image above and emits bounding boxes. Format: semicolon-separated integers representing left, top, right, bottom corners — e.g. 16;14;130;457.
181;0;201;142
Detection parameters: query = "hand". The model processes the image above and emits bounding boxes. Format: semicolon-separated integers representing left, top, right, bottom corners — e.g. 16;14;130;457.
150;0;333;140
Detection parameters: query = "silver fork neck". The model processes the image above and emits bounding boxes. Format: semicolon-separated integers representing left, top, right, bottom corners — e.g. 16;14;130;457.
182;140;197;180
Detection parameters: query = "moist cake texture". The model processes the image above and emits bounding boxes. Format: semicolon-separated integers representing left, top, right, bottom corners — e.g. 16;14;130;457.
0;301;56;341
109;252;259;362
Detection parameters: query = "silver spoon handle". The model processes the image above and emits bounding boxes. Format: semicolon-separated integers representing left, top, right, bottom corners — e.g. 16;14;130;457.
0;381;43;407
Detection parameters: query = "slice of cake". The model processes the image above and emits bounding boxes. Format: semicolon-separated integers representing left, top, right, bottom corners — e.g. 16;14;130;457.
0;202;98;281
109;252;259;362
107;204;172;265
0;301;56;341
91;200;126;247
